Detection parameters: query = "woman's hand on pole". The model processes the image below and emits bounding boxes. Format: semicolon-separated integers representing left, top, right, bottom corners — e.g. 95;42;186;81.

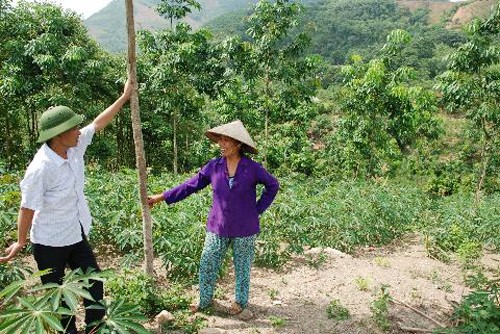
147;194;164;208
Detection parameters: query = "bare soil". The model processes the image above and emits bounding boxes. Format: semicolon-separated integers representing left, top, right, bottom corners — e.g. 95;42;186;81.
19;234;498;333
148;234;499;334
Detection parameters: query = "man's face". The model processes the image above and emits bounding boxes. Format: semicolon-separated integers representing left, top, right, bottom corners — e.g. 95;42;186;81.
57;126;81;148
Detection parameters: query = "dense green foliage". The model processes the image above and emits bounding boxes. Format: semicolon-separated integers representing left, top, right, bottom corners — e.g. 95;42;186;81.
3;168;498;279
0;0;129;170
0;0;499;331
438;274;500;334
207;0;466;79
0;269;151;333
322;29;442;177
437;5;500;198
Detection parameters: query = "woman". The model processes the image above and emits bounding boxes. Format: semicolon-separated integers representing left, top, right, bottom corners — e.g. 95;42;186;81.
148;120;279;316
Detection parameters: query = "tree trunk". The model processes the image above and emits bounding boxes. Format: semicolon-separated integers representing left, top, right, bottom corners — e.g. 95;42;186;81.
125;0;154;276
264;71;271;168
4;110;12;169
475;118;490;204
173;108;178;174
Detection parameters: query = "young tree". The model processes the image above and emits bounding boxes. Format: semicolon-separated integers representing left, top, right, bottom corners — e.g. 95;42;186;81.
333;30;441;177
125;0;154;275
217;0;321;167
148;0;205;174
156;0;201;28
138;23;224;173
436;4;500;200
0;1;120;169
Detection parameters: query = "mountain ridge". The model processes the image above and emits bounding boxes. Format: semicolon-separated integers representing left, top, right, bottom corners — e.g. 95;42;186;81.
83;0;496;54
84;0;257;53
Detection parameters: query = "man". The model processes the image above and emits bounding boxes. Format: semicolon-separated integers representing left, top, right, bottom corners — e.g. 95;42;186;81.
0;79;132;333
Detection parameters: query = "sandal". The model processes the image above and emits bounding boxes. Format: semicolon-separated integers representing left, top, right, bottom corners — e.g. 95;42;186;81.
189;303;214;314
189;304;199;314
227;302;243;315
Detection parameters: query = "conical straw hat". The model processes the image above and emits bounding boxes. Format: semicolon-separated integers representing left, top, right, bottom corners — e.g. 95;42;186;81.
205;120;258;154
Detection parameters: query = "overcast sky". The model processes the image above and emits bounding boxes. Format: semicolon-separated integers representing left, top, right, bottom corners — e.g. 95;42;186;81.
60;0;113;18
16;0;113;19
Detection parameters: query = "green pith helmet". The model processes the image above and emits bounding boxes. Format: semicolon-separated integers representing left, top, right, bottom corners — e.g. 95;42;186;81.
37;106;84;143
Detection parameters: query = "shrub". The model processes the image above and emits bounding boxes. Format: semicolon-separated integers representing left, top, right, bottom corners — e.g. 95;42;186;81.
106;269;190;316
437;275;500;334
326;299;350;322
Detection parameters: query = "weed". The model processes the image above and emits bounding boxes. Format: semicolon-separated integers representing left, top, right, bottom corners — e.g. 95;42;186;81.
438;275;499;334
306;250;328;269
410;288;422;302
374;257;391;268
268;289;279;300
0;261;32;291
214;286;226;300
354;277;371;291
371;285;392;331
326;299;350;322
162;311;207;334
442;282;454;293
269;315;286;327
107;269;190;316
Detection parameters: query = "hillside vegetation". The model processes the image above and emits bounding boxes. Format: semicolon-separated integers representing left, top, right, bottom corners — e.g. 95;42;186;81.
85;0;495;53
0;0;499;332
84;0;257;52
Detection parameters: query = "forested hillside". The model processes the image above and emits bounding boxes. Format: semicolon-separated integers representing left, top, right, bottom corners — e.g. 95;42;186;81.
86;0;495;54
1;0;499;333
206;0;494;69
85;0;259;52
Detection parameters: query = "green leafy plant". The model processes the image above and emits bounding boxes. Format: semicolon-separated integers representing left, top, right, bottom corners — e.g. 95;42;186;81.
268;289;279;300
269;315;286;328
437;275;500;334
254;238;291;269
354;277;370;292
374;257;391;268
305;250;328;269
436;4;500;199
326;299;350;322
330;29;441;178
162;311;207;334
88;299;150;334
371;285;392;331
0;269;149;334
0;261;32;291
106;268;190;316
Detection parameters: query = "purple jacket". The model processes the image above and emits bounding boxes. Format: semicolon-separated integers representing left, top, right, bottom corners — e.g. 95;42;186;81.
163;156;279;237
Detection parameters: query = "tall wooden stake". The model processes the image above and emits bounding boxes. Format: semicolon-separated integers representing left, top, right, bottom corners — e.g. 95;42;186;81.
125;0;154;275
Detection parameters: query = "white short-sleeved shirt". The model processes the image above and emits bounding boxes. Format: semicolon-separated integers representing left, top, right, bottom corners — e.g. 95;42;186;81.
20;124;95;247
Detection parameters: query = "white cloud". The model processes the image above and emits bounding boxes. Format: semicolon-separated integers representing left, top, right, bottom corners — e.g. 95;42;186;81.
56;0;113;19
15;0;113;19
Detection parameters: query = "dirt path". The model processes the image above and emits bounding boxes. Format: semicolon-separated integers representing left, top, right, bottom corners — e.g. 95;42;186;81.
166;235;498;334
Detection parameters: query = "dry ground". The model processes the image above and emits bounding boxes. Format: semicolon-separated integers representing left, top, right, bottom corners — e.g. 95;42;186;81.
147;234;499;334
17;234;498;333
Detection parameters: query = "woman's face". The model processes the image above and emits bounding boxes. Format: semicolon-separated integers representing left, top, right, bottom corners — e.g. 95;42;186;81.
217;135;241;157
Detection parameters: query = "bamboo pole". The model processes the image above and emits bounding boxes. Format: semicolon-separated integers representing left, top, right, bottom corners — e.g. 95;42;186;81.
125;0;154;276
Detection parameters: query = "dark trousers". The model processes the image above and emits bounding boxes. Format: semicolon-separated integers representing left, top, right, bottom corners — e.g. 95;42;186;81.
32;238;104;334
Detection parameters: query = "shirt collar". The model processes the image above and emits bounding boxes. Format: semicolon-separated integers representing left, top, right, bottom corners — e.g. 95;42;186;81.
42;143;67;167
216;155;250;165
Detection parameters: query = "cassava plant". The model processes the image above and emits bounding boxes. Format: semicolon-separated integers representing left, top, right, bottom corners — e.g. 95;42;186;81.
0;269;149;334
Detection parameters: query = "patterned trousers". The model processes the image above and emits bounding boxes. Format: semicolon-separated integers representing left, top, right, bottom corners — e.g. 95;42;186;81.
198;231;257;309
